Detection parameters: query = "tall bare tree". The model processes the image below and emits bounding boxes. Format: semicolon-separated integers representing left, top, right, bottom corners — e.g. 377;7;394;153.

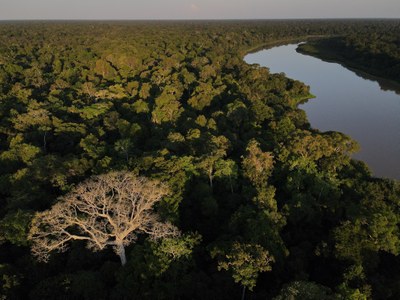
28;171;179;265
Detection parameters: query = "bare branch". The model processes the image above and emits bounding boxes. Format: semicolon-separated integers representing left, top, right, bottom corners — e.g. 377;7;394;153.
28;171;179;264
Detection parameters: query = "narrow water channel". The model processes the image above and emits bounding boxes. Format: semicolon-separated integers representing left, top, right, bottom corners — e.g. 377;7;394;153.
244;43;400;179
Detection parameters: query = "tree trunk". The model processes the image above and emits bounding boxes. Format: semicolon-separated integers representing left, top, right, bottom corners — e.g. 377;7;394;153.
125;151;129;165
43;131;47;153
241;286;246;300
117;243;127;266
209;166;213;189
229;175;233;194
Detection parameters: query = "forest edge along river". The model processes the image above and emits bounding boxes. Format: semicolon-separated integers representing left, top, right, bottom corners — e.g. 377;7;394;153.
244;43;400;180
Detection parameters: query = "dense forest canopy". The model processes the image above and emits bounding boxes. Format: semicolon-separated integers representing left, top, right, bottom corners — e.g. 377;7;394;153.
297;33;400;83
0;19;399;299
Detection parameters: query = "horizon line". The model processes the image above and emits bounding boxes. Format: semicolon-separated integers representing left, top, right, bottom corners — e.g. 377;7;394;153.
0;17;399;22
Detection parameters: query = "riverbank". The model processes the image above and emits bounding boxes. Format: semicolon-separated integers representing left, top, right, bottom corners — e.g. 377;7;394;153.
297;39;400;92
240;35;330;58
245;43;400;179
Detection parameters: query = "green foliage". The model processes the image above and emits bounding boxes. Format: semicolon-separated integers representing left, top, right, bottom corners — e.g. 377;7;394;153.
273;281;339;300
298;34;400;83
0;19;399;299
80;134;105;159
0;210;32;246
152;91;183;124
337;283;369;300
77;102;112;120
148;233;202;276
242;139;274;186
211;242;274;290
334;181;400;265
0;264;22;300
1;134;41;164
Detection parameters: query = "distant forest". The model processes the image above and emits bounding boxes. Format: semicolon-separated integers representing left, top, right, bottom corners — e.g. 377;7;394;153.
297;31;400;83
0;20;399;299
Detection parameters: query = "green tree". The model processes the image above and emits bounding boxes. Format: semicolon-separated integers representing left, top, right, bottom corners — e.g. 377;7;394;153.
211;242;274;299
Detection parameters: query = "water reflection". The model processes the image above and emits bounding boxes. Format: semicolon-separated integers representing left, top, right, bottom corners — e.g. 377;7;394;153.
245;44;400;179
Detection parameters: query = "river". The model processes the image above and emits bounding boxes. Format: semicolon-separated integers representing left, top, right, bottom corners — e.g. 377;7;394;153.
244;43;400;180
